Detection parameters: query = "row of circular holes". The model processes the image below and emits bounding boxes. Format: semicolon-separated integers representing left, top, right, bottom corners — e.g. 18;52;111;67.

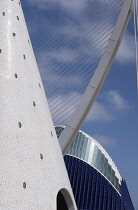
0;50;26;57
22;152;43;189
23;152;43;189
2;11;30;43
11;0;21;5
2;1;53;188
1;5;42;130
22;137;54;189
1;1;53;189
18;122;54;136
20;131;54;189
1;17;41;134
23;152;43;188
18;120;53;188
1;10;31;84
1;11;30;55
2;12;19;20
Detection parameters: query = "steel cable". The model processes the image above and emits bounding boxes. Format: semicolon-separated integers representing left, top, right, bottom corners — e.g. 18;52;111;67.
36;0;120;55
36;2;122;69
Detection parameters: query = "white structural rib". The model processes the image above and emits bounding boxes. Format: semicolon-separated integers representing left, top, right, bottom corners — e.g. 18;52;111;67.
59;0;134;155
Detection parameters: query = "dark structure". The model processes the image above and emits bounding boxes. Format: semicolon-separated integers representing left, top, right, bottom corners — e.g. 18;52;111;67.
64;155;134;210
57;191;68;210
56;126;135;210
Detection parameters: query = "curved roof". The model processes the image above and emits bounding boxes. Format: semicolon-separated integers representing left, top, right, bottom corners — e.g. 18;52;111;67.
55;126;122;193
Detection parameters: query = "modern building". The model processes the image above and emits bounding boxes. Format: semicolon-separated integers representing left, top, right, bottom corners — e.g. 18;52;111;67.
56;126;135;210
0;1;76;209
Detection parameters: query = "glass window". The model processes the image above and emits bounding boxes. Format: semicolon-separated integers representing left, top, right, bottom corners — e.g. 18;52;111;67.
87;141;95;165
91;145;98;168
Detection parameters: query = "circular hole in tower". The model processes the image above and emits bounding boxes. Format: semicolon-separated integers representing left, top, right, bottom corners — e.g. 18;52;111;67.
40;153;43;160
23;182;26;189
13;33;16;37
18;122;22;128
14;73;18;78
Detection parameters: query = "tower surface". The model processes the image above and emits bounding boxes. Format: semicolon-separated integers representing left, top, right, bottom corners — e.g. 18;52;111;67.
0;0;76;209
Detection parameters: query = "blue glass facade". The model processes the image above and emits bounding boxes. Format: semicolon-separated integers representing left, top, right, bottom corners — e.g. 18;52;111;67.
64;155;134;210
55;126;134;210
55;126;121;192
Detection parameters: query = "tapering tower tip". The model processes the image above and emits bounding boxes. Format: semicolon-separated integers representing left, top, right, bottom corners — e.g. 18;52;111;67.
0;0;76;209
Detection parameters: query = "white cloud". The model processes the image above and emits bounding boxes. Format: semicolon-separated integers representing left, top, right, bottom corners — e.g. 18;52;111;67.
86;101;113;122
47;89;130;126
85;90;130;123
116;30;135;64
38;48;78;66
105;90;130;111
26;0;87;12
26;0;123;77
93;134;117;147
48;92;113;125
54;0;87;11
37;50;82;93
43;71;81;89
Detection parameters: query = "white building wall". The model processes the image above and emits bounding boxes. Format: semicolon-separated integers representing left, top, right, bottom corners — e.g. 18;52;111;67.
0;0;76;209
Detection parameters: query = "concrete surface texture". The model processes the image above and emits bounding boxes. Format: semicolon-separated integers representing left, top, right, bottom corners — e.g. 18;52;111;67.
0;0;76;209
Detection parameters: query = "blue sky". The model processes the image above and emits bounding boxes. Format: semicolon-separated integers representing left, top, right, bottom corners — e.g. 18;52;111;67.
21;0;138;209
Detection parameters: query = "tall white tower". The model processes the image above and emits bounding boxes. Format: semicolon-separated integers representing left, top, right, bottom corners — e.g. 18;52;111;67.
0;0;76;209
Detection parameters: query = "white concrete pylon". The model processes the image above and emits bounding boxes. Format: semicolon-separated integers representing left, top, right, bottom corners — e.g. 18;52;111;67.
0;1;76;209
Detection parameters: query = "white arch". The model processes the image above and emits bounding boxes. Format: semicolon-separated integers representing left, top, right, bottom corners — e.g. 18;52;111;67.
59;0;134;154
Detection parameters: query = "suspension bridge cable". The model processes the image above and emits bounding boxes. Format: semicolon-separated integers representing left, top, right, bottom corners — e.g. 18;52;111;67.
46;31;113;103
35;0;107;55
38;21;115;96
35;0;119;55
35;0;125;125
37;18;115;84
36;1;122;63
37;8;119;73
